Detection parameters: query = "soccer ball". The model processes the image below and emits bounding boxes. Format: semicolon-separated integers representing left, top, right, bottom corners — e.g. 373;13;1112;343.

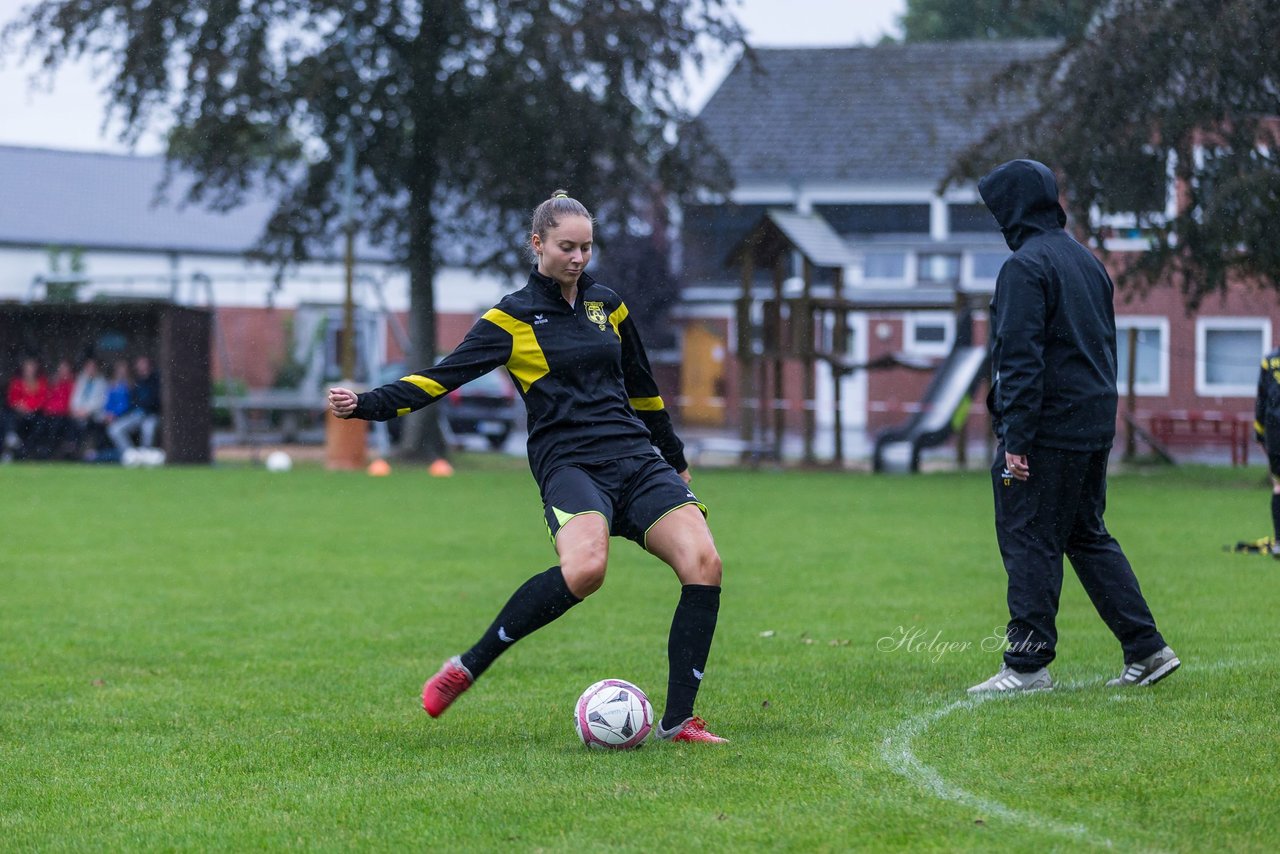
573;679;652;750
265;450;292;472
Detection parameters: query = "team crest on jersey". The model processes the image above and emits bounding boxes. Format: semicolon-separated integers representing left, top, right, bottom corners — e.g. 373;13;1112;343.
584;300;608;330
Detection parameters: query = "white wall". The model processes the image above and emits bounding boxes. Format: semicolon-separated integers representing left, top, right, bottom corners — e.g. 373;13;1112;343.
0;245;516;315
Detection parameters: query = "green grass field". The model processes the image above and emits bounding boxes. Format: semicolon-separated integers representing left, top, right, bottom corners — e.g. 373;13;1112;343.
2;458;1277;851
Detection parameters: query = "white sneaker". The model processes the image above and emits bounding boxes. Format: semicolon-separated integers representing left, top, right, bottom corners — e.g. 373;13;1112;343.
1106;646;1180;687
967;663;1053;693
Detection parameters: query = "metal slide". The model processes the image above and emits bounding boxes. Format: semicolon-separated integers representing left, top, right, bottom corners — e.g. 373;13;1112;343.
873;319;989;473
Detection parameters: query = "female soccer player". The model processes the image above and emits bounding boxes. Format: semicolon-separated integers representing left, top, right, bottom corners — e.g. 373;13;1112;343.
328;191;725;743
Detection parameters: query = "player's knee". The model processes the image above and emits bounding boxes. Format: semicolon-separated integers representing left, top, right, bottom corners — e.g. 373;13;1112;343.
564;562;606;597
688;547;722;587
562;548;608;598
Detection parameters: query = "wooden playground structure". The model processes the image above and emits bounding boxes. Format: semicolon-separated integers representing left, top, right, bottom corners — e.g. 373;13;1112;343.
726;209;985;467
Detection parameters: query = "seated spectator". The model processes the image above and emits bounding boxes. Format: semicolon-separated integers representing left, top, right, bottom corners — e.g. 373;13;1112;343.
102;359;132;422
35;359;75;459
4;357;47;460
69;358;108;457
95;360;132;462
108;355;160;452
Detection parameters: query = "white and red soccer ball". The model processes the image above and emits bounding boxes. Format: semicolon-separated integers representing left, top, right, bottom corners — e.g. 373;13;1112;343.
574;679;652;750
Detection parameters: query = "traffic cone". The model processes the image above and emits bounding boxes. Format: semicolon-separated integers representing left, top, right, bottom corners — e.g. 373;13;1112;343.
428;458;455;478
367;458;391;477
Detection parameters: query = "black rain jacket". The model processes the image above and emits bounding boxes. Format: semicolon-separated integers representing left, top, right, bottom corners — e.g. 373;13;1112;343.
352;269;686;485
980;159;1118;455
1255;347;1280;446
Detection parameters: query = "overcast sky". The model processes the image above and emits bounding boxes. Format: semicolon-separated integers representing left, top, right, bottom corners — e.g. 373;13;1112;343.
0;0;906;154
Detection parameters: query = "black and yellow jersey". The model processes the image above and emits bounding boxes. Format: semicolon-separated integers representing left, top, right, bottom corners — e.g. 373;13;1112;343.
352;269;687;484
1256;347;1280;444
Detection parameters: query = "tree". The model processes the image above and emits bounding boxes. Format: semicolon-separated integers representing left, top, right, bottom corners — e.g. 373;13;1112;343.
900;0;1101;42
5;0;740;457
946;0;1280;308
590;204;681;352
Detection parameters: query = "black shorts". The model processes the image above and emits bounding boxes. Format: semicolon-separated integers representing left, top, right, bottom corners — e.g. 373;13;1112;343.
541;455;707;548
1267;438;1280;477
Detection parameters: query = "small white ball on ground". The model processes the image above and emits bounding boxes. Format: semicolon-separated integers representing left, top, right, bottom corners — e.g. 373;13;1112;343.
265;450;293;472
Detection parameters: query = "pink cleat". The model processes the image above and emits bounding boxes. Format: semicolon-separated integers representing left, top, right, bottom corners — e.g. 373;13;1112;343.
656;716;728;744
421;656;473;718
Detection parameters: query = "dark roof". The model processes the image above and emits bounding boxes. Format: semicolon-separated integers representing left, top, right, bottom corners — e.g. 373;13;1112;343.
696;40;1057;185
0;145;391;261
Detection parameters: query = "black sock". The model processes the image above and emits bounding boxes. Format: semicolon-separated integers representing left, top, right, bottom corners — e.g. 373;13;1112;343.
459;566;581;679
1271;493;1280;542
660;584;721;731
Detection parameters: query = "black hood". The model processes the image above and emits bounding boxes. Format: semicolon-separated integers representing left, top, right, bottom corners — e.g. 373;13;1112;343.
978;159;1067;251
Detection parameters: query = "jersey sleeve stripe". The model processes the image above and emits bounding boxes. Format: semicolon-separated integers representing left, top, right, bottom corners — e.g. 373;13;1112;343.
629;396;664;411
608;302;629;340
400;374;448;398
481;308;550;392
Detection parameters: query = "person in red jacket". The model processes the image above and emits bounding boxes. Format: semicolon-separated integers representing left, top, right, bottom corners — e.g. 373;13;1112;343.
36;359;75;458
4;357;47;460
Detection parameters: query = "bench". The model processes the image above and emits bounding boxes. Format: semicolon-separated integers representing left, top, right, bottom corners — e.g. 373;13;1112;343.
214;389;328;443
1147;410;1252;466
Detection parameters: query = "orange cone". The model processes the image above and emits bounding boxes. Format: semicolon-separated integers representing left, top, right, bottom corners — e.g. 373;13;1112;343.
367;458;392;477
428;458;455;478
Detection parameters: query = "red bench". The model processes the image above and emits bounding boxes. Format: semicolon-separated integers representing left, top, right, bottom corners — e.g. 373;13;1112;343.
1147;410;1252;466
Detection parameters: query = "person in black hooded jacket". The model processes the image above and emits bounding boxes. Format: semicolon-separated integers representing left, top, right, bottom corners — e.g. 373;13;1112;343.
1254;347;1280;554
968;159;1179;693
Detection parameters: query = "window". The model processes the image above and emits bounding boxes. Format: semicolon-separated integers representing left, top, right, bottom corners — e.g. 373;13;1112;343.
681;203;771;281
904;312;955;357
1195;317;1270;397
861;251;907;282
1115;317;1169;396
969;251;1009;282
918;253;960;285
813;204;930;235
949;203;1000;233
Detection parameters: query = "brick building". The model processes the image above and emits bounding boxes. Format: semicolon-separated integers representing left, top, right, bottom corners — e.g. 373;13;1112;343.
676;40;1278;461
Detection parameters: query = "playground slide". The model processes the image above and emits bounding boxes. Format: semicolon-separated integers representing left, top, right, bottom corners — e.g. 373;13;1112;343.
872;342;989;473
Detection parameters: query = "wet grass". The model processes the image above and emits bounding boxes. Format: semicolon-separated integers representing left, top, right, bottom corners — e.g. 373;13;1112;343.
1;459;1275;850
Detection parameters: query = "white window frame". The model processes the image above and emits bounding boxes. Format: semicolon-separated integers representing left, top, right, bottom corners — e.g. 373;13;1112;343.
1195;316;1270;397
903;311;955;358
1114;315;1170;396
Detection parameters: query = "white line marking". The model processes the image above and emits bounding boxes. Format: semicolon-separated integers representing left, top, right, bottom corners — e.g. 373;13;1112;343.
879;658;1270;846
880;686;1103;844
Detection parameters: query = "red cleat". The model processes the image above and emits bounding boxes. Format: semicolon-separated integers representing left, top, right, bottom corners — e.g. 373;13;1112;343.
657;716;728;744
421;656;474;718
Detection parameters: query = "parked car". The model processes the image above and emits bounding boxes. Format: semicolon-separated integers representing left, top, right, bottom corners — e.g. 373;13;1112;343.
379;363;522;450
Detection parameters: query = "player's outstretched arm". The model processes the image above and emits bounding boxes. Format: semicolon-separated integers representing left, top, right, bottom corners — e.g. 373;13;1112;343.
332;315;513;422
328;387;359;419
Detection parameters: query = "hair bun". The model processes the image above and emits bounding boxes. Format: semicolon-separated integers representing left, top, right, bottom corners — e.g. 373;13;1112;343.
552;189;570;199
